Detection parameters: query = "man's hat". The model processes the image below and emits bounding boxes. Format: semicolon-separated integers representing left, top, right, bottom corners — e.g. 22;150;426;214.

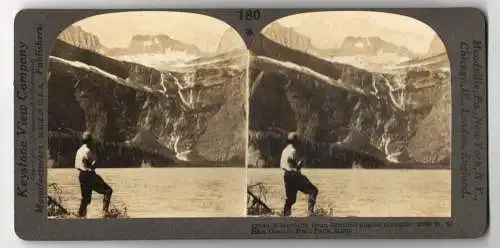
287;132;298;142
82;131;92;142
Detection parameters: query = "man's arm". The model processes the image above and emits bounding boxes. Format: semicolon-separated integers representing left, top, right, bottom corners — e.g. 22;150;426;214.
297;159;304;169
83;150;96;170
287;157;298;168
287;149;303;170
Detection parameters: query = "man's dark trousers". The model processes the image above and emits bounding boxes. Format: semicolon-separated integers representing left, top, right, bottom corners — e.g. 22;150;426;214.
283;170;318;216
78;170;113;217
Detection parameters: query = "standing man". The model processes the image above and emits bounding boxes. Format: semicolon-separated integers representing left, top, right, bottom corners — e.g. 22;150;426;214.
75;131;113;218
280;132;319;216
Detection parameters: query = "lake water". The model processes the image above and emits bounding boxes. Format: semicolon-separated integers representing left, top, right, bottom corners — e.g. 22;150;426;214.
48;168;450;218
248;168;451;217
48;168;247;218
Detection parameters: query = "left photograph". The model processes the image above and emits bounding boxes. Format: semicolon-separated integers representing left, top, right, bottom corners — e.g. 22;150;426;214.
46;11;248;219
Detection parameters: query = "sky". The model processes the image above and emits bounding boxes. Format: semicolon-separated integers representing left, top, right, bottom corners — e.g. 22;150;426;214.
68;11;440;55
267;11;440;54
71;11;240;53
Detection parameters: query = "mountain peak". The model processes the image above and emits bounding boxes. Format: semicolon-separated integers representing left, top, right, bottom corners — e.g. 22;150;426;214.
216;28;245;54
427;35;446;56
129;34;172;43
112;34;203;56
104;34;206;68
57;25;106;54
57;26;205;59
262;22;318;54
339;36;414;57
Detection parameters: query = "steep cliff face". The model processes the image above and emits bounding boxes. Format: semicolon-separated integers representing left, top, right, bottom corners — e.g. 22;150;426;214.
407;82;451;164
48;40;246;167
262;22;321;55
57;25;107;54
216;28;246;54
427;34;447;56
248;34;451;168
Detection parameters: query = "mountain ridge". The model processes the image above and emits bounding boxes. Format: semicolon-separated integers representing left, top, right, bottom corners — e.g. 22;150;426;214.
57;25;207;60
426;34;447;56
261;22;417;60
48;39;246;168
320;36;416;59
106;34;206;57
248;32;451;169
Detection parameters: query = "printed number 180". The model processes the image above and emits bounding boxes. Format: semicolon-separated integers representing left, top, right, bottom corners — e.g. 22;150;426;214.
238;9;261;20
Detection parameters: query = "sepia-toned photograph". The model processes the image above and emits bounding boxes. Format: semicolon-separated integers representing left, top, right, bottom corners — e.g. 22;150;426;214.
46;11;248;219
247;11;451;217
45;10;452;220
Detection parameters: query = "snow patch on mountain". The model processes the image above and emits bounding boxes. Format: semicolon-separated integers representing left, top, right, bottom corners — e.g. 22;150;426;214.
112;50;200;71
325;52;411;72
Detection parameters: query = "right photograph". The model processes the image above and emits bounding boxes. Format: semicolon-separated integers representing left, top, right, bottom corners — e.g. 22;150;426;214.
246;11;451;217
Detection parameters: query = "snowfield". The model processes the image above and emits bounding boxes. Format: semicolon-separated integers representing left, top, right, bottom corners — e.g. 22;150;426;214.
112;50;200;71
324;53;412;72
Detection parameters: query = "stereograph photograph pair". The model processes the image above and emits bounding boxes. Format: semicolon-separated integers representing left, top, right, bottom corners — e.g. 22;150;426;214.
14;8;488;239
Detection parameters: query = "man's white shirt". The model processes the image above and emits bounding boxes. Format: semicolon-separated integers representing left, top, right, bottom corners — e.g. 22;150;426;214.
280;144;300;172
74;144;96;171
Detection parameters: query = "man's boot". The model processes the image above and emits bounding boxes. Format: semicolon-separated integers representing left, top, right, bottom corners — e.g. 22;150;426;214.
78;200;88;218
283;205;292;216
103;198;110;212
283;198;294;216
307;200;316;216
307;193;317;216
102;192;112;217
